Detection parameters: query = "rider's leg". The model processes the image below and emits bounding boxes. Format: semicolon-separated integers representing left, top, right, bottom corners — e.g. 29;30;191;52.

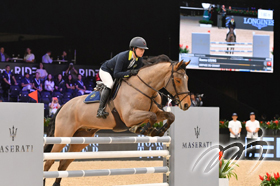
234;29;237;41
97;87;110;118
97;69;114;118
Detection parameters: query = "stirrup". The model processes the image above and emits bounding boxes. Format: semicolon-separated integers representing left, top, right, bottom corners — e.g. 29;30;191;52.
96;108;109;119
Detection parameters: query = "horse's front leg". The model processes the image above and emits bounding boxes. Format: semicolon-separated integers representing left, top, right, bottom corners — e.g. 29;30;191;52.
126;110;157;136
151;110;175;137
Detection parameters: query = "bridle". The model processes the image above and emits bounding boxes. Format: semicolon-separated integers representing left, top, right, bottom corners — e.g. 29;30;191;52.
123;62;190;110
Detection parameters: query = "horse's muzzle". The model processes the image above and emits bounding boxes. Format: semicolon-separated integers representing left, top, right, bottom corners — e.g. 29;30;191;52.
183;103;190;110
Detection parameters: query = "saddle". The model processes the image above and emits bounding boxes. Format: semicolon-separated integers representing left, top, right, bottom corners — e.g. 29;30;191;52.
84;79;129;132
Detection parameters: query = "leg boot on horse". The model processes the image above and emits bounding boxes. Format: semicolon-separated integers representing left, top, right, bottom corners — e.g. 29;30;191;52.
96;87;110;119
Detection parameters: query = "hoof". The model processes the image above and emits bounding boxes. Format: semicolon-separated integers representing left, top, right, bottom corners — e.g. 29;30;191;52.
53;182;60;186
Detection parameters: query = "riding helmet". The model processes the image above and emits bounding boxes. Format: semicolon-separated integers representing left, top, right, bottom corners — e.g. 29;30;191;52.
129;37;149;50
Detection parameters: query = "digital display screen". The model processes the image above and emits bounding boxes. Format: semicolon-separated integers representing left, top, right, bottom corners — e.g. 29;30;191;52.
179;4;274;73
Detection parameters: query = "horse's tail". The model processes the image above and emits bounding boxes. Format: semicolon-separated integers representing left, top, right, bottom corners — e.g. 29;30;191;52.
44;105;63;152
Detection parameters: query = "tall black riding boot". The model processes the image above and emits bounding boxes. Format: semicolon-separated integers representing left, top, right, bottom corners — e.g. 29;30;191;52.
225;33;229;41
96;87;110;119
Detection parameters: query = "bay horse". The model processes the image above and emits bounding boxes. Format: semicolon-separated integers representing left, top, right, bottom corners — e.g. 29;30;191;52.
226;28;235;54
44;55;191;186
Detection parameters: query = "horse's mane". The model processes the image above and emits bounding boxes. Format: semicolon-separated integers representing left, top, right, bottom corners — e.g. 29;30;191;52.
141;54;174;69
141;54;186;70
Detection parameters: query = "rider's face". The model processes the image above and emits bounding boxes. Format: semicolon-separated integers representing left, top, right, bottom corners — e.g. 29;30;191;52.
134;48;145;57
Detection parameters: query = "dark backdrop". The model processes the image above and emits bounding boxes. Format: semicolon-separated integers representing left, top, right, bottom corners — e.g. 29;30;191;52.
0;0;279;120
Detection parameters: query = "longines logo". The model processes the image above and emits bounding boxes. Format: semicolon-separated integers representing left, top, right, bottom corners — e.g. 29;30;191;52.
9;126;17;141
0;126;33;153
194;126;200;138
243;18;274;30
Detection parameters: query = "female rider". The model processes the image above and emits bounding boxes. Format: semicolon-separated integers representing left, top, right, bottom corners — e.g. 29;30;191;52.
97;37;148;118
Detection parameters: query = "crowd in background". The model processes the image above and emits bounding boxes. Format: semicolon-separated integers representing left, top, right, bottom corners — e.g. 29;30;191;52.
0;62;99;117
0;47;69;63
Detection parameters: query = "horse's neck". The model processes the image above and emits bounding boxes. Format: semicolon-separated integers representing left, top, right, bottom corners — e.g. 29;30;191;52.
130;62;171;92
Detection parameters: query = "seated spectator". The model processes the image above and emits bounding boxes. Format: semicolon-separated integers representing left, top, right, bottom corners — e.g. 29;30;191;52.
196;94;204;106
59;51;68;61
1;65;18;99
49;97;61;117
0;47;10;62
22;73;34;91
190;93;197;107
36;62;48;81
66;74;75;93
23;48;35;63
54;74;65;93
65;63;78;81
33;72;43;92
42;51;53;63
44;74;55;92
75;74;91;95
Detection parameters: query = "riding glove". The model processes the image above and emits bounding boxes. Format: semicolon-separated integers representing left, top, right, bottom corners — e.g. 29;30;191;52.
130;69;139;76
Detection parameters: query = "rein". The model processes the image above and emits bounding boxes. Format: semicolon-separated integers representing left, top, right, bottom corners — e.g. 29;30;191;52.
123;63;190;110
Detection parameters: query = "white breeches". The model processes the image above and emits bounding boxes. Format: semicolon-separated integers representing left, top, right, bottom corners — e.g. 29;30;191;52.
99;68;114;89
227;29;236;35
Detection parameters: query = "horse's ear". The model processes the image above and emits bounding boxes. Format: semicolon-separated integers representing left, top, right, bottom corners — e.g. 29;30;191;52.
185;60;191;67
174;60;184;71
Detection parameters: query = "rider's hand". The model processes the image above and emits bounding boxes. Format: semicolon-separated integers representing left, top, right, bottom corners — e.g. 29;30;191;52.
130;69;139;76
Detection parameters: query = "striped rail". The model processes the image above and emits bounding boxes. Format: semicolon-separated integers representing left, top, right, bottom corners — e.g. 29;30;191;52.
44;136;171;145
44;150;170;160
43;166;169;178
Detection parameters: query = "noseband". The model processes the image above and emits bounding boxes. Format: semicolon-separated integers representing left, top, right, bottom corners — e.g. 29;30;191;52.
123;62;190;110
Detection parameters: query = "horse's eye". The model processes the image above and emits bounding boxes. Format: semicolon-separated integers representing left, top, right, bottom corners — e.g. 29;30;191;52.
176;80;180;83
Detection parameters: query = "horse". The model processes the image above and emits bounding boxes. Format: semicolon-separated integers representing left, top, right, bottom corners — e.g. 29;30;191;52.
43;55;191;186
226;27;235;54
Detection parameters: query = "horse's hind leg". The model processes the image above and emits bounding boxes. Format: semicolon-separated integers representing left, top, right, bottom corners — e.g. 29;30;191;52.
52;129;98;186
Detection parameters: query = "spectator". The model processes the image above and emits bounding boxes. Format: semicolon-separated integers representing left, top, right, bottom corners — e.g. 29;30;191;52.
23;48;35;63
54;74;65;93
196;94;203;106
190;93;197;107
49;97;61;117
42;51;53;63
0;47;10;62
36;62;48;81
44;74;55;92
221;5;226;28
75;74;91;95
59;51;68;61
245;112;260;160
1;65;18;99
65;63;78;81
228;113;242;159
33;72;43;92
21;73;34;91
66;74;75;93
228;6;232;10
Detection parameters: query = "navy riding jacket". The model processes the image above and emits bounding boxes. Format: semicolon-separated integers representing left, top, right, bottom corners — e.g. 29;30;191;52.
228;21;236;29
101;50;144;78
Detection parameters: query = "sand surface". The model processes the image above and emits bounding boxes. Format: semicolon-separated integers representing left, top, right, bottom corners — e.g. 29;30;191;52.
44;160;280;186
180;16;274;57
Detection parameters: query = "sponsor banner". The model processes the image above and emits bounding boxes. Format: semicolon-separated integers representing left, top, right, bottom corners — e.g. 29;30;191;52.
168;107;219;186
0;103;43;186
0;62;99;77
226;16;274;31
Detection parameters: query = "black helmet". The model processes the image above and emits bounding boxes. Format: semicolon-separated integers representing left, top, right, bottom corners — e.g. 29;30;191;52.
129;37;149;50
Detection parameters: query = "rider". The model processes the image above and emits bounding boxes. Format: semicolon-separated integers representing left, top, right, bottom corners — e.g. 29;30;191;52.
96;37;148;119
225;16;236;42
